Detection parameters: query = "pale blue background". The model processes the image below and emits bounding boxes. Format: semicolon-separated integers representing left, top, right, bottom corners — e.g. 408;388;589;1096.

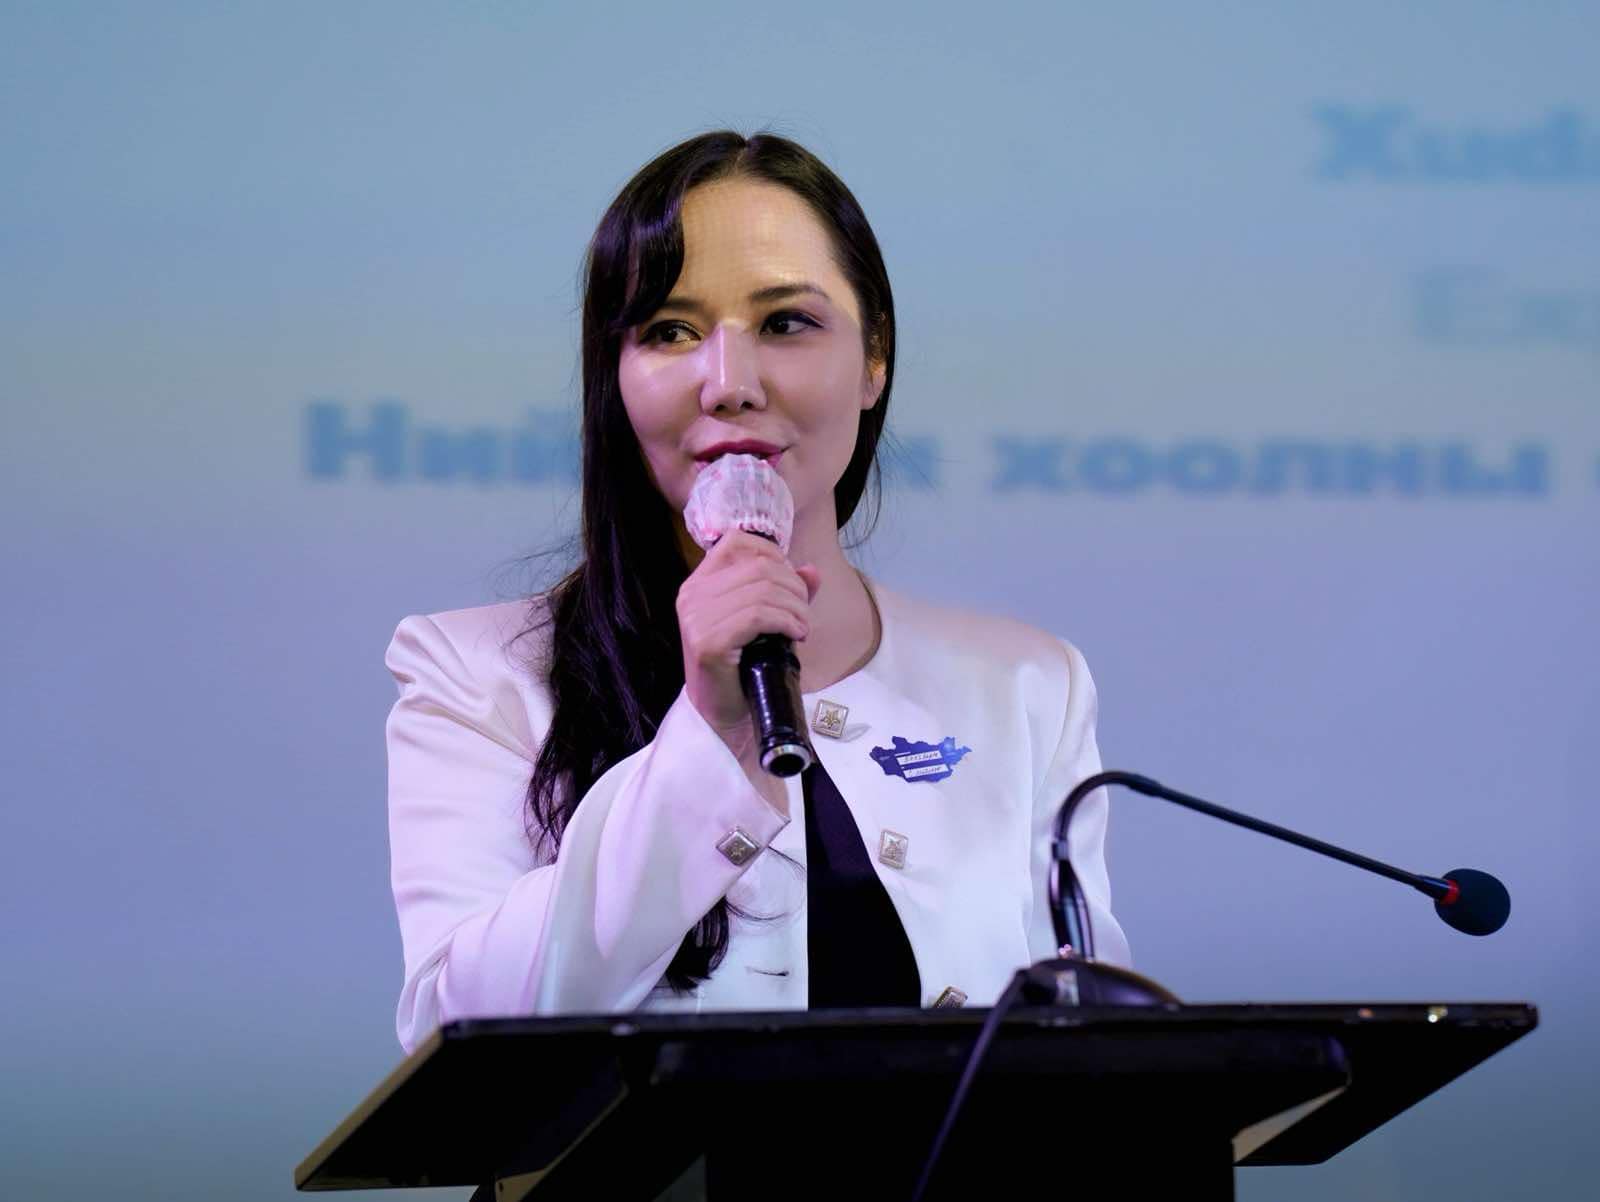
2;2;1595;1198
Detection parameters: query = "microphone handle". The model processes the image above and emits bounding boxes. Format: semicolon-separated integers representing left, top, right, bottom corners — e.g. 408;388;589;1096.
739;633;814;777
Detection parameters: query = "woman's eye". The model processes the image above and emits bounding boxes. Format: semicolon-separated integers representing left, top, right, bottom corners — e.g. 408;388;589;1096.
765;310;818;335
642;311;817;345
643;321;690;345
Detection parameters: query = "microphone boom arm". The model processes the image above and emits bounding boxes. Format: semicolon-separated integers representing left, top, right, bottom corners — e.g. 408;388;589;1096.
1052;771;1505;957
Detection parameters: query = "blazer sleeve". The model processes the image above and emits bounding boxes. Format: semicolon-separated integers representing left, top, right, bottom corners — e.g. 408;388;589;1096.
384;612;791;1054
1026;639;1133;969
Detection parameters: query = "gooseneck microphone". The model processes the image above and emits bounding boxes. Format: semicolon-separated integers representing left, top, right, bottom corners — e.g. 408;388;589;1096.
683;453;814;777
911;772;1515;1201
1051;771;1512;961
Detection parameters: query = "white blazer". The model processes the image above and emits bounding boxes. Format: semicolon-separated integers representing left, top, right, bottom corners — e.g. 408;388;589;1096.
385;576;1131;1055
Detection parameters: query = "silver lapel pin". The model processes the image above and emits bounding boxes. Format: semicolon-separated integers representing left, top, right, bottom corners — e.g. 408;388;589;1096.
811;698;849;739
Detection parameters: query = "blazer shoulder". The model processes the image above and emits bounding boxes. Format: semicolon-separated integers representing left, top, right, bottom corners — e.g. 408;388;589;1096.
876;581;1084;681
425;595;551;664
389;594;550;663
385;595;555;758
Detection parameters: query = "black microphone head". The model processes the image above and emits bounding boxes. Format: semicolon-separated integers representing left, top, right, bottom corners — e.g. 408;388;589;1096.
1434;868;1511;936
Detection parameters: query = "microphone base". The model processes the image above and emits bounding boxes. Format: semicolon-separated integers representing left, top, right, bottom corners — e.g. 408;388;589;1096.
1014;955;1182;1008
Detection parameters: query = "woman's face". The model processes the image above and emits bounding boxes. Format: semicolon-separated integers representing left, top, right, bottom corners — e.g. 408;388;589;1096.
617;178;885;535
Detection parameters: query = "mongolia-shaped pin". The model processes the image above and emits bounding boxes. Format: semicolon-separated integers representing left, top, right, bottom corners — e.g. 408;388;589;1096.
869;735;972;784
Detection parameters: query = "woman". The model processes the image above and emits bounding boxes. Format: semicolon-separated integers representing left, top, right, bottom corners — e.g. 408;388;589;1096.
385;130;1130;1056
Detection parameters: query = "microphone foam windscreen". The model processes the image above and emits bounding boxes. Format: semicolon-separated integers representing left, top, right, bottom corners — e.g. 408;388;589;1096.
683;453;795;553
1434;868;1512;936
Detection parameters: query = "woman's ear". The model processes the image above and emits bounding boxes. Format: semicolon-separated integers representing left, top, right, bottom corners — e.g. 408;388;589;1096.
862;359;886;411
861;316;888;410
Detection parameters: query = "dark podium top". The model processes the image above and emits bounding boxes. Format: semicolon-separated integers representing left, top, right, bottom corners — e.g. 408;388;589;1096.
296;1002;1535;1200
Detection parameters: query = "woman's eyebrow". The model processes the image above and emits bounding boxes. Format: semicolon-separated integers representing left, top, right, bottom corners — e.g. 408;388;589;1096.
656;282;833;315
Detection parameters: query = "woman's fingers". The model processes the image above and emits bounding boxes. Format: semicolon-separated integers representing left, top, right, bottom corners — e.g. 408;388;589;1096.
677;531;814;735
680;584;810;671
701;532;809;600
703;604;809;655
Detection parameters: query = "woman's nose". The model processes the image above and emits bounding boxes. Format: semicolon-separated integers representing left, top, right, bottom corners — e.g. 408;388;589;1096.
698;323;766;415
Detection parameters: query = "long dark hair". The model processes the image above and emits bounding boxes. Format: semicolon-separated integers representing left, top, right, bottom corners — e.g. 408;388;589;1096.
512;129;898;993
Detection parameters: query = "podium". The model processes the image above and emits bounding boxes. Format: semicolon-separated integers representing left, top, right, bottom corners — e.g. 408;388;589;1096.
296;1002;1535;1201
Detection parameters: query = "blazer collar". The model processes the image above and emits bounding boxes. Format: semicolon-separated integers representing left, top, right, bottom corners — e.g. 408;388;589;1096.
797;573;953;830
799;574;937;751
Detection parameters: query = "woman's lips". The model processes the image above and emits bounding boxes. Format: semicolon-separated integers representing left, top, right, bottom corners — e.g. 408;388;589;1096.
692;450;783;473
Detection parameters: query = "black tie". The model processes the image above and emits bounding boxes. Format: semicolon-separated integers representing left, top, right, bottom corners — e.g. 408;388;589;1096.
802;758;921;1008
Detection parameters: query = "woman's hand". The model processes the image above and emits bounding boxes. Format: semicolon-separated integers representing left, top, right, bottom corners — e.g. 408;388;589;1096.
676;530;822;768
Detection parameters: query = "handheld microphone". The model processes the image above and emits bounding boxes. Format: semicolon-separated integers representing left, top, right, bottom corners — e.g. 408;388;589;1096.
683;453;813;777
